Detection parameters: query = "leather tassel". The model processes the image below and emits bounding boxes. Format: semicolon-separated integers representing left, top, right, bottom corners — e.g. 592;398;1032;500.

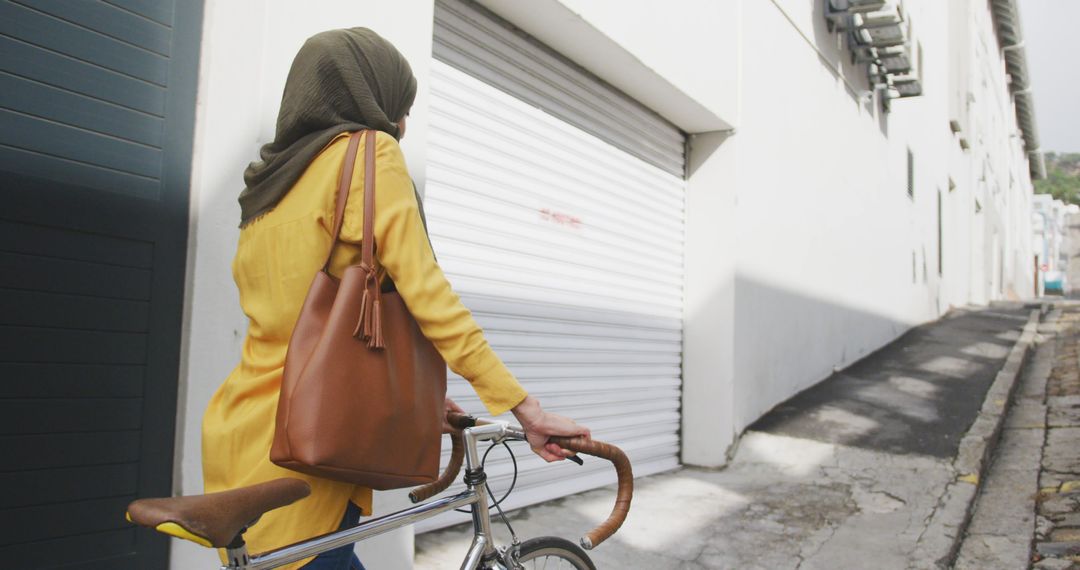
352;268;385;348
362;293;375;340
369;298;385;349
353;288;371;340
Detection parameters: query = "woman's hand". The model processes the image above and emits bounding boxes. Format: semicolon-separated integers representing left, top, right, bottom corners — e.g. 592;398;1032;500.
511;395;590;462
442;397;466;434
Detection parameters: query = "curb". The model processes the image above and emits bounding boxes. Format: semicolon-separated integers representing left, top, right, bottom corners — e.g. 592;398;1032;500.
909;308;1043;569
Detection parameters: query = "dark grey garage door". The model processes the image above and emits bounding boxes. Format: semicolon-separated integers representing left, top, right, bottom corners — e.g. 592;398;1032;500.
0;1;201;567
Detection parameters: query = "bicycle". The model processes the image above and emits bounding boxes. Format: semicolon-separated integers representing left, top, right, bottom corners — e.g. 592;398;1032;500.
126;413;634;569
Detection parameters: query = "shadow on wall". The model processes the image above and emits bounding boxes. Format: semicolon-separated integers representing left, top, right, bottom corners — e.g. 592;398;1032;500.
806;0;873;98
748;305;1027;458
729;275;916;436
803;0;888;135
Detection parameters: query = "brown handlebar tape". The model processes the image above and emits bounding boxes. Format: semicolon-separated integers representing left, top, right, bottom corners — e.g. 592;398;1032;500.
548;436;634;550
409;413;473;502
409;432;464;503
407;414;634;550
446;412;477;431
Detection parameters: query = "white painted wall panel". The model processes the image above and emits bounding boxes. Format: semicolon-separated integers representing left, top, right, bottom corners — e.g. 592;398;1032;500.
179;2;435;566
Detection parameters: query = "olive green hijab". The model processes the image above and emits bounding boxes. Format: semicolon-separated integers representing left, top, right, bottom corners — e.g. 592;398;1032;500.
240;28;418;226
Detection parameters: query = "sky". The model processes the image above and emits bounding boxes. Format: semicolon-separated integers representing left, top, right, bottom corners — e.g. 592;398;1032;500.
1021;0;1080;154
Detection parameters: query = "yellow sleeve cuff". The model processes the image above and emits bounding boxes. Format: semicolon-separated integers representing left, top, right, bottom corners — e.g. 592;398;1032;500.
464;357;529;416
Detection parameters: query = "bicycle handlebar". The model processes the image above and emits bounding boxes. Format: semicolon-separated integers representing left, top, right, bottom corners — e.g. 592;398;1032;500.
446;411;479;431
408;413;473;502
546;435;633;549
407;412;633;550
408;431;464;503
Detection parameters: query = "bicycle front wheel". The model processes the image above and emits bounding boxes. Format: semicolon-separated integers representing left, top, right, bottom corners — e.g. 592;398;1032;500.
514;536;596;570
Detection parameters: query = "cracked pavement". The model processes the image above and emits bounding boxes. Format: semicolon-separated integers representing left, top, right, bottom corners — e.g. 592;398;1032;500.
956;216;1080;570
1033;306;1080;569
414;308;1031;569
955;308;1058;569
957;302;1080;570
414;441;955;570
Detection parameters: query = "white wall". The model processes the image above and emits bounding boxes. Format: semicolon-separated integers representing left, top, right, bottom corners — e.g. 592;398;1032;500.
682;131;739;466
720;0;1036;435
548;0;740;129
946;0;1035;303
175;1;433;567
517;0;1038;463
727;0;934;432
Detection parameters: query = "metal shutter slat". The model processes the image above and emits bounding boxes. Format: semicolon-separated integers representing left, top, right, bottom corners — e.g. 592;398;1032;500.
433;0;685;176
421;61;682;528
424;0;686;533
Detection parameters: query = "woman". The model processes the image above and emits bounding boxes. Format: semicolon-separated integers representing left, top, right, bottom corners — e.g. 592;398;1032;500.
202;28;590;570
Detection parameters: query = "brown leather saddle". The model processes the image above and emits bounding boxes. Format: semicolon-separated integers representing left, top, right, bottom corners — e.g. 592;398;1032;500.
126;478;310;548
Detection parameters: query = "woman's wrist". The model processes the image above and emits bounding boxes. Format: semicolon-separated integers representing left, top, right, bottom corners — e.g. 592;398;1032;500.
511;394;542;429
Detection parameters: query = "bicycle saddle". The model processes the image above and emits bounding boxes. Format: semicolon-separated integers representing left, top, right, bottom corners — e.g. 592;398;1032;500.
126;478;311;548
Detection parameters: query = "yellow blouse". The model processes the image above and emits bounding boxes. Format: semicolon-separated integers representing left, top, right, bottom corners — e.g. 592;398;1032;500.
202;131;528;568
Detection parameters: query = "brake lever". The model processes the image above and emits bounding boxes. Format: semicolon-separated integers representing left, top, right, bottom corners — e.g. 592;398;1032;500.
567;454;584;466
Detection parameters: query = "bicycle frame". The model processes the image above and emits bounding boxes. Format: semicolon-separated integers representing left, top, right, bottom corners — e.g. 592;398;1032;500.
223;420;523;570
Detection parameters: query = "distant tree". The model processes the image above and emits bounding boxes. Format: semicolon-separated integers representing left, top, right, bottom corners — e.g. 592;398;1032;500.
1035;152;1080;205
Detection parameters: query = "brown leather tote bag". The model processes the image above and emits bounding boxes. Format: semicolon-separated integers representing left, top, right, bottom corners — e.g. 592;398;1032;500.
271;130;448;490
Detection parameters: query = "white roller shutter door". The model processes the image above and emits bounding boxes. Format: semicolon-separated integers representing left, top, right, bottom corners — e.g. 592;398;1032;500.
418;0;686;530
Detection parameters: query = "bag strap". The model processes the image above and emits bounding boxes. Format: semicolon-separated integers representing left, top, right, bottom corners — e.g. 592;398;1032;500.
360;129;377;271
354;129;383;348
322;130;384;348
322;131;364;272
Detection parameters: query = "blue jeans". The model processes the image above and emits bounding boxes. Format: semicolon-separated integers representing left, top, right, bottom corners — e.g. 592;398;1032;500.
301;502;366;570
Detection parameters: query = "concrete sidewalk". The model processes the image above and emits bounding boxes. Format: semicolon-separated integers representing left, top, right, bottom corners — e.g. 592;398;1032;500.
415;305;1039;569
953;305;1064;569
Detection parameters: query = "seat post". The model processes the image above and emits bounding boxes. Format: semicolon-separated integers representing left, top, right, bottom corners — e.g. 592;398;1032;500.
225;533;251;570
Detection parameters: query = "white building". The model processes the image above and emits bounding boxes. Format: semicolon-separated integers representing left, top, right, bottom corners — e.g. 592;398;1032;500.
0;0;1041;567
1032;194;1070;294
